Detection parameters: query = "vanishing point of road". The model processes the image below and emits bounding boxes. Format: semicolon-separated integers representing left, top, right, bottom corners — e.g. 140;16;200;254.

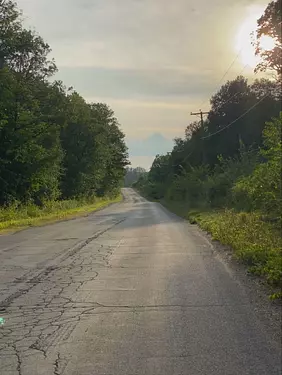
0;189;281;374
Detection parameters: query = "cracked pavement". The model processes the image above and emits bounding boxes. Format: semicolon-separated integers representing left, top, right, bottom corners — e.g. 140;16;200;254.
0;188;281;374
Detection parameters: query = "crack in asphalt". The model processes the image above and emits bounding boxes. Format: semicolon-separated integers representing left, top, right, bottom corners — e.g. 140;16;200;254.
54;352;61;375
12;344;22;375
0;217;126;374
0;218;126;311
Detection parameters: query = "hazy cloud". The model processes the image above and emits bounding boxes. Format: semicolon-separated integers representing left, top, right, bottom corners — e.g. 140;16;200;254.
17;0;270;168
56;67;217;99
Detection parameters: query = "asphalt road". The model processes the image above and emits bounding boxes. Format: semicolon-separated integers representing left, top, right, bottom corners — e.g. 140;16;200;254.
0;188;281;375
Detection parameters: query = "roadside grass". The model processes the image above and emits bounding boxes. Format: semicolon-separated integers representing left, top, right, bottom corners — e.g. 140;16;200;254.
0;195;122;233
161;199;282;299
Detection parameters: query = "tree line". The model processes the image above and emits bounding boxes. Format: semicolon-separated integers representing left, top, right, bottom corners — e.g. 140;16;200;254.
124;167;147;187
0;0;128;206
135;0;281;220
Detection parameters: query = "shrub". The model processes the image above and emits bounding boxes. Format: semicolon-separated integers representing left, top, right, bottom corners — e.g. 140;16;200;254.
233;114;282;217
193;210;282;287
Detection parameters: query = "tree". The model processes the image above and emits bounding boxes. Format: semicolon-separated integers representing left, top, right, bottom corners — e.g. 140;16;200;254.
0;74;65;204
0;0;56;78
147;154;171;199
124;167;147;187
0;1;63;204
204;76;252;165
233;113;282;217
255;0;282;79
61;96;128;198
140;75;281;210
0;0;20;69
93;103;129;196
0;0;128;204
204;76;280;165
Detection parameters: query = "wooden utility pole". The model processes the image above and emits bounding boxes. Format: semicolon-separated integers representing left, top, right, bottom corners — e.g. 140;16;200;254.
190;110;209;127
190;110;209;164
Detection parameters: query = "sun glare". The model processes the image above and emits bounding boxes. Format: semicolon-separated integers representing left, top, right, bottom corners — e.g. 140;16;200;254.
259;35;276;51
235;6;276;68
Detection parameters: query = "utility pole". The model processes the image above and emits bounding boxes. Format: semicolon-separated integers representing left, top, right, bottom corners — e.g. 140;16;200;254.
190;110;209;164
190;110;209;127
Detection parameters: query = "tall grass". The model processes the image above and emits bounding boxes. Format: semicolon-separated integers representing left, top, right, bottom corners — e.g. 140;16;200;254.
0;195;122;232
188;210;282;297
159;197;282;298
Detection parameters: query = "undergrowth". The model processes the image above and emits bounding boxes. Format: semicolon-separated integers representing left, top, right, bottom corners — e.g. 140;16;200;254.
187;209;282;297
0;195;122;233
159;198;282;298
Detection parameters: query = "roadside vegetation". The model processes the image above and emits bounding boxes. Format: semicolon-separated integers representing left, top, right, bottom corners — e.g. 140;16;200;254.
124;167;147;187
0;1;128;231
134;1;282;298
0;195;122;233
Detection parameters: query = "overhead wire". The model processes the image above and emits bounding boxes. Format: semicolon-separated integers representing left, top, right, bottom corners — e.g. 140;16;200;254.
181;0;261;165
198;0;259;109
199;49;243;108
172;65;260;167
208;64;250;109
200;62;250;109
201;94;269;139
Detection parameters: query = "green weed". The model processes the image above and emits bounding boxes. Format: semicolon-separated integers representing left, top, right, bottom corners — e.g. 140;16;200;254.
188;210;282;290
0;195;122;233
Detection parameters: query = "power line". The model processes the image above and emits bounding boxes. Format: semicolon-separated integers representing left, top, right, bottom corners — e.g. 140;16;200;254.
172;94;263;167
197;0;260;109
172;148;194;168
191;64;250;125
199;61;250;110
199;50;243;108
172;111;208;167
201;94;269;140
173;85;264;168
216;50;243;86
217;64;251;106
195;64;250;122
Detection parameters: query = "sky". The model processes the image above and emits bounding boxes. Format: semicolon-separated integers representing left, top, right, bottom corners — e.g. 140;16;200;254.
17;0;270;169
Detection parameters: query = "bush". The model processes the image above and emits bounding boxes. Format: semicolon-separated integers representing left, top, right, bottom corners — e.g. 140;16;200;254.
192;210;282;287
233;114;282;217
162;148;258;209
164;165;210;206
0;195;121;232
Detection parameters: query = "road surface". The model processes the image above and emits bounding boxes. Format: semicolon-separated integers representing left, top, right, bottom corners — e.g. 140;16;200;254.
0;188;280;374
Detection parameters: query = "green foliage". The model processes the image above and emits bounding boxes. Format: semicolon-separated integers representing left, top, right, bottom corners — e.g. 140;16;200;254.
144;154;171;199
189;210;282;288
0;72;64;204
144;76;280;215
147;146;258;210
136;17;281;207
132;173;149;192
0;195;122;232
205;76;280;165
166;165;209;205
124;167;147;187
0;0;128;207
143;111;282;295
233;114;282;217
138;15;282;296
254;0;282;79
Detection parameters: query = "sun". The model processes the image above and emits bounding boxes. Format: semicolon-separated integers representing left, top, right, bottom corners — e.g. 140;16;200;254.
259;35;276;51
235;6;276;68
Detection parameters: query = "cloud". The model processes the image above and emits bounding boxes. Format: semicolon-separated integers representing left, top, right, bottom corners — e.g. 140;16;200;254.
129;156;156;171
19;0;267;72
127;133;174;157
84;97;200;139
55;66;216;100
17;0;270;168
